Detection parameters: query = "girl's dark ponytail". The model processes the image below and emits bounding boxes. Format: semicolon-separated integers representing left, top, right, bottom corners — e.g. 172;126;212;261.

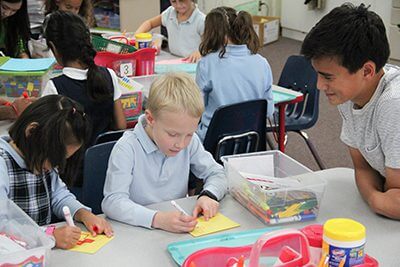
200;7;260;57
199;8;230;57
83;44;112;101
231;11;260;53
44;11;112;102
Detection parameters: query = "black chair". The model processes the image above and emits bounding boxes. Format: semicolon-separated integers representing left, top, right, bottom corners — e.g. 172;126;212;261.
203;99;268;163
94;129;131;145
268;55;325;169
81;141;116;214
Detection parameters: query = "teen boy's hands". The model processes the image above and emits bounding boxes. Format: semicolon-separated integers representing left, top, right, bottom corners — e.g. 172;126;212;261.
152;211;197;233
192;196;219;221
74;208;114;237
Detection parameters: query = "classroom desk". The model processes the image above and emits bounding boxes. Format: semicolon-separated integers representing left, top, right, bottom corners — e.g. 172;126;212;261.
271;85;304;152
49;168;400;266
0;120;12;136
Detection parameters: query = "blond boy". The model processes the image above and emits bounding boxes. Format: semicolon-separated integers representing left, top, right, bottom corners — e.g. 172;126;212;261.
102;72;227;232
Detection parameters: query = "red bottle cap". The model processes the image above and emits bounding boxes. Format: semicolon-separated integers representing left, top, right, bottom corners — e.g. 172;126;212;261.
300;224;323;248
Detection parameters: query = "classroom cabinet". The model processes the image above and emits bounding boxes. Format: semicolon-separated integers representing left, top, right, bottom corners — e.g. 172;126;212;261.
92;0;160;32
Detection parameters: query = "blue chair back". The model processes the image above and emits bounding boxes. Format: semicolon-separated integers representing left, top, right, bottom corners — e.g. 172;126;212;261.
95;129;130;145
277;55;319;130
203;99;267;162
82;141;116;214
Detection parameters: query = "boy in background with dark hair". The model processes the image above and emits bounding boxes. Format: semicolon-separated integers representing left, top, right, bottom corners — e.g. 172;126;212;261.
301;3;400;219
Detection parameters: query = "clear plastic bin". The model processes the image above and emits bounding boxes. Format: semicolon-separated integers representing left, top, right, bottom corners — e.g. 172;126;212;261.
0;69;51;99
0;199;54;266
221;151;326;225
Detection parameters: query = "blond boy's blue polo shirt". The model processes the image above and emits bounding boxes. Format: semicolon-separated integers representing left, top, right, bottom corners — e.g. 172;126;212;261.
102;115;227;228
161;5;205;57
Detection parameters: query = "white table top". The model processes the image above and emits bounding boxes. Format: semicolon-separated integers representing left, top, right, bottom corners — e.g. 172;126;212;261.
0;120;12;136
49;168;400;266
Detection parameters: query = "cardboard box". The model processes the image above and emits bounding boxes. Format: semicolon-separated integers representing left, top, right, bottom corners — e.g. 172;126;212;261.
252;16;280;46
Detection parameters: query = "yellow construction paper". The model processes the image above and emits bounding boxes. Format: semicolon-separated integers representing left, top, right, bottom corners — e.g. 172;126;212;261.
68;231;114;254
190;213;240;237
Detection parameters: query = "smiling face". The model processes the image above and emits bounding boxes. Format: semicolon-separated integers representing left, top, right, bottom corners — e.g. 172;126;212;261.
56;0;82;14
1;1;22;19
145;110;199;157
170;0;194;16
312;56;377;107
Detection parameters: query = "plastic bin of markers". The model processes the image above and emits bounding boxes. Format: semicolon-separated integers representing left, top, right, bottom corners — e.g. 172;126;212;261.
0;69;52;98
221;151;326;225
0;199;54;266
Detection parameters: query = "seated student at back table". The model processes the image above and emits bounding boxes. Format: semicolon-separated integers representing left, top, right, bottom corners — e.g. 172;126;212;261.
0;0;30;58
102;72;227;233
135;0;204;63
0;95;113;249
301;3;400;219
42;11;126;146
42;11;126;187
44;0;95;27
195;7;274;142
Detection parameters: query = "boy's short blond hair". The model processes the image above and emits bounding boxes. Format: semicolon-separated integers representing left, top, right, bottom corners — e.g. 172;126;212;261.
146;72;204;118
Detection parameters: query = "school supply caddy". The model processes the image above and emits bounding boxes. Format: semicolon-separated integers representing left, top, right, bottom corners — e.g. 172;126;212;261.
0;199;54;266
94;48;156;77
179;227;379;267
222;151;326;225
0;57;55;98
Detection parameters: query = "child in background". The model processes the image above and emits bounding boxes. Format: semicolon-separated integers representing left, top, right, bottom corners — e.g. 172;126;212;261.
42;11;126;187
44;0;95;27
102;72;227;233
0;95;113;249
195;7;274;141
0;0;30;57
301;4;400;220
135;0;204;63
42;11;126;147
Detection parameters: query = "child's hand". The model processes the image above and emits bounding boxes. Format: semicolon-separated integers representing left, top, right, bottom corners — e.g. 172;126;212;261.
193;196;219;221
53;225;81;249
12;97;34;115
74;209;114;237
184;51;201;63
152;211;197;233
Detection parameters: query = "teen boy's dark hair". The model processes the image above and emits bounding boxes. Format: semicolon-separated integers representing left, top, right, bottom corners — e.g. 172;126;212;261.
301;3;390;73
9;95;91;185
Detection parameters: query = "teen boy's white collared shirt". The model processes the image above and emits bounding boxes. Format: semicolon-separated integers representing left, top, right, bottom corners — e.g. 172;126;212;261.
102;115;227;229
41;67;122;100
161;5;205;58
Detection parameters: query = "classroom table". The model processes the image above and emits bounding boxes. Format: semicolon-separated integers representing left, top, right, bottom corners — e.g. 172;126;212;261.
271;85;304;152
0;120;12;136
49;168;400;266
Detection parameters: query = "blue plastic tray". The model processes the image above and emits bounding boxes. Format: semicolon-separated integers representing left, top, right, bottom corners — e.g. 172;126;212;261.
167;227;280;266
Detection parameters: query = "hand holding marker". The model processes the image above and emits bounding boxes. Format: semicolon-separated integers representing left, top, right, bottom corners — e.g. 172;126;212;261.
63;206;75;226
171;200;189;216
